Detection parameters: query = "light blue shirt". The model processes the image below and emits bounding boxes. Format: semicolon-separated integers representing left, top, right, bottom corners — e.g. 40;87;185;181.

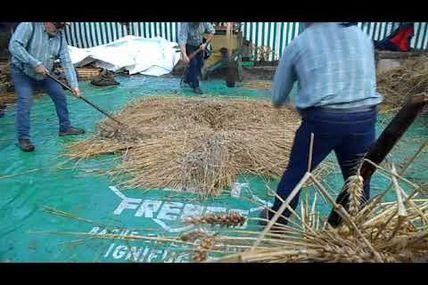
9;22;78;89
178;23;215;47
273;23;382;109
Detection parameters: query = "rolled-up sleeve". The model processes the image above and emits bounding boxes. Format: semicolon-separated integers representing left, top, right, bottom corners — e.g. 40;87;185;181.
59;33;79;89
8;22;41;68
178;23;188;46
272;45;297;107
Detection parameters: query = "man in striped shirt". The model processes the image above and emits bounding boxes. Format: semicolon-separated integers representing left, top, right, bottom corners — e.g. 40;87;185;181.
262;22;383;226
9;22;84;152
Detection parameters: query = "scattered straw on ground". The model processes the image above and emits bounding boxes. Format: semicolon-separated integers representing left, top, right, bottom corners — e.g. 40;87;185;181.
241;81;272;90
377;55;428;113
180;161;428;262
67;96;333;197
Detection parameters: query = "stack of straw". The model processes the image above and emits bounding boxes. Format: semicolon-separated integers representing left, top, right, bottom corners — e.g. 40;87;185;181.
67;96;332;197
377;55;428;113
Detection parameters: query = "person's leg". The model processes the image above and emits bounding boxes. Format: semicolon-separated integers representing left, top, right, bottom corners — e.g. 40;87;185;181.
334;110;377;204
195;51;204;81
10;66;35;141
185;45;199;88
39;77;71;133
270;118;341;224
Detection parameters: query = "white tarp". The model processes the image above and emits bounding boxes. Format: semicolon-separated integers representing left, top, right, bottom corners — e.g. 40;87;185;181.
68;35;181;77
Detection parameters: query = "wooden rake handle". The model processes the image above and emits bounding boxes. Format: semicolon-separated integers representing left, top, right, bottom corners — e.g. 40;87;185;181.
46;73;125;126
327;95;428;227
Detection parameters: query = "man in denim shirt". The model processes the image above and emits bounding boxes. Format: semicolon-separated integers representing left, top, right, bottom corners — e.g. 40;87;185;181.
262;23;383;226
9;22;85;152
178;22;215;94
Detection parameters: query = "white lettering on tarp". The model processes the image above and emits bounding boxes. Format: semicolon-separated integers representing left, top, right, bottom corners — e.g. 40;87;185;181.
231;182;250;198
109;186;127;199
125;246;144;262
157;202;184;221
114;198;143;215
205;206;227;214
108;186;273;231
135;200;162;218
104;243;115;258
110;229;120;234
102;241;190;263
182;204;204;218
89;227;100;235
112;245;128;259
147;249;164;262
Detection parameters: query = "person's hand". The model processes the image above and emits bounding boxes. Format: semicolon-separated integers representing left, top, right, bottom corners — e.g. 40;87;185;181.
35;64;49;76
200;43;207;51
71;88;82;98
182;54;190;64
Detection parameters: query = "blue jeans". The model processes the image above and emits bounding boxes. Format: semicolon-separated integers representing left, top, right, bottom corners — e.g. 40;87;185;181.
272;106;377;224
11;65;71;140
185;44;204;88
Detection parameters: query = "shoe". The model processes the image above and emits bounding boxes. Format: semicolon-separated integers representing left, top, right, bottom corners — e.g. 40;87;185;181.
193;87;203;94
18;139;35;152
59;127;85;136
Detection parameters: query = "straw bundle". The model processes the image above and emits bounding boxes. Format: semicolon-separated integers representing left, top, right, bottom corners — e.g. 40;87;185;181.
76;67;102;81
67;96;332;197
191;161;428;263
377;55;428;113
56;67;101;81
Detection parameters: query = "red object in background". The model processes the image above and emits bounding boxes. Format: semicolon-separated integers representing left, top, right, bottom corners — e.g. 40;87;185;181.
389;26;414;52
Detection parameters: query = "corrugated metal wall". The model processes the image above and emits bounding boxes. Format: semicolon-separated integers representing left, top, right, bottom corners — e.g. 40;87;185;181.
64;22;428;61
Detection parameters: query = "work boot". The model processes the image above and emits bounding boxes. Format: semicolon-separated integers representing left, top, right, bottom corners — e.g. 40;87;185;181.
18;139;35;152
59;127;85;136
193;87;203;94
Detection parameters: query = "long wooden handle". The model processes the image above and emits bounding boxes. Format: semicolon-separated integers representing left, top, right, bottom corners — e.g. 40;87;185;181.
187;36;213;62
46;73;125;126
327;95;428;227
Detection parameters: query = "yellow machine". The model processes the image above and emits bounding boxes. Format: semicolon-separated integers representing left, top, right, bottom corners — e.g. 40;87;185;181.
202;26;243;81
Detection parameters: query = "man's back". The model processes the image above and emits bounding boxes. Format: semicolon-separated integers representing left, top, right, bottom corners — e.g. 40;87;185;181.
283;23;382;109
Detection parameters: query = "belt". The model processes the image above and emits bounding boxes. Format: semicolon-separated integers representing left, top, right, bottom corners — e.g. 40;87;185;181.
298;105;377;117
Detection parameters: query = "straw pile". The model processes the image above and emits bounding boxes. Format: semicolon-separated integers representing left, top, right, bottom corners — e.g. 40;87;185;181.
241;81;272;90
185;160;428;263
377;55;428;113
0;62;44;105
67;96;332;197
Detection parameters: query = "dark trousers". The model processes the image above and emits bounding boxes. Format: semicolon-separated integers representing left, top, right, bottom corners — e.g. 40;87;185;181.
10;65;71;140
185;44;204;88
272;107;377;224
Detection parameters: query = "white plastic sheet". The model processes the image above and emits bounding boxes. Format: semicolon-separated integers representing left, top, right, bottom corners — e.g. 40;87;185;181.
68;35;181;76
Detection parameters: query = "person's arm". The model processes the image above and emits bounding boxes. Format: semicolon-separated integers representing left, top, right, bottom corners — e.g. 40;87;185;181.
202;22;215;48
58;32;81;97
8;23;45;72
178;23;189;64
272;46;297;108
